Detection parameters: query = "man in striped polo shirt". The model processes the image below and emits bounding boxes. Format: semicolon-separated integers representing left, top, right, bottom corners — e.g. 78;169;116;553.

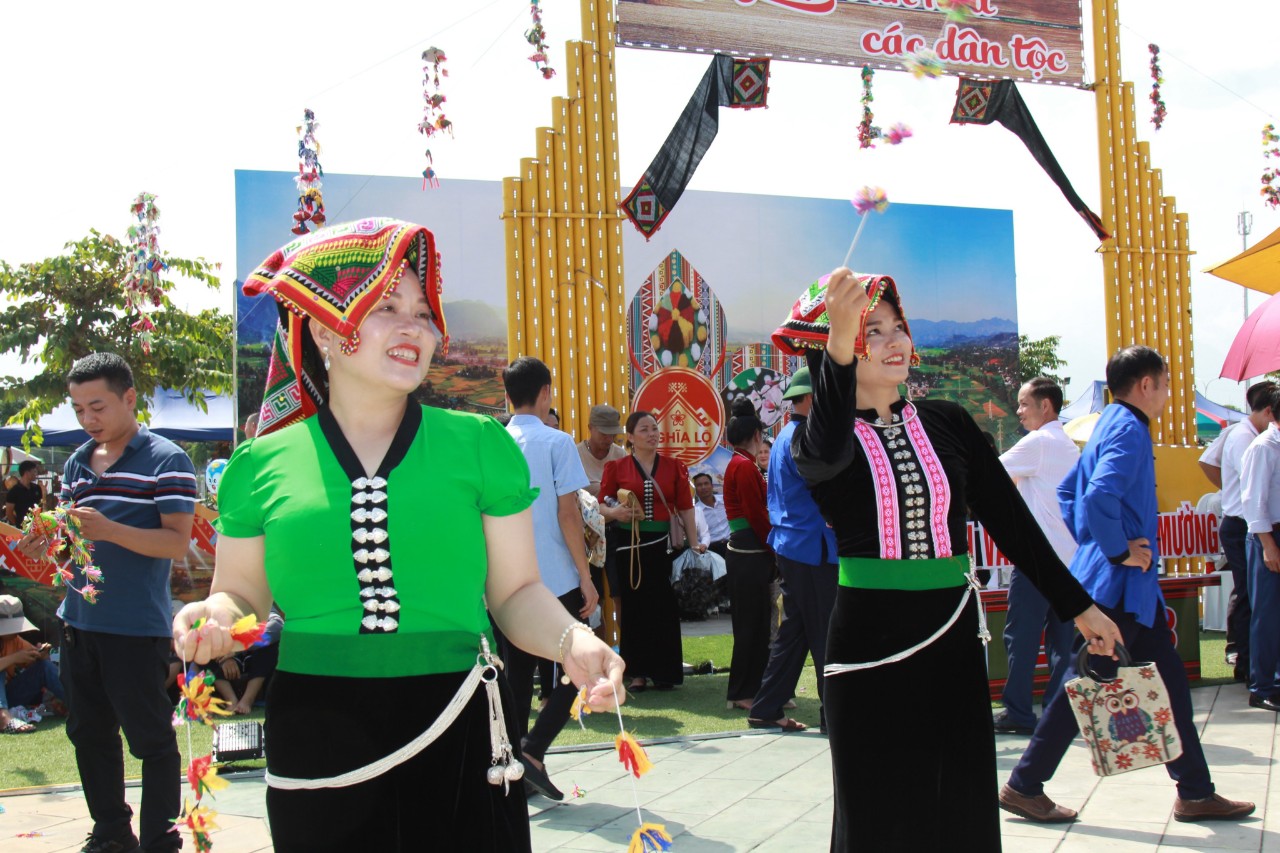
18;353;197;853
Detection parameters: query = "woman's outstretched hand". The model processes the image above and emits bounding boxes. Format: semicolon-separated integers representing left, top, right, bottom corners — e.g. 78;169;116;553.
822;267;871;366
562;630;627;711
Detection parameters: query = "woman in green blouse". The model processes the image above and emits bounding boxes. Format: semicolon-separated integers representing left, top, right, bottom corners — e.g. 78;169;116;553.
172;219;624;852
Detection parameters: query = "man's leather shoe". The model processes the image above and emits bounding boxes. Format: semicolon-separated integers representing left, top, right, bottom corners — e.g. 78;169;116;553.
998;784;1078;823
992;711;1035;735
522;759;564;801
1173;794;1255;822
1248;694;1280;712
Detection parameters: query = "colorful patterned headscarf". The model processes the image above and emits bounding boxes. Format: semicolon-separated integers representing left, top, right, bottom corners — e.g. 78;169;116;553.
243;218;447;436
771;272;919;366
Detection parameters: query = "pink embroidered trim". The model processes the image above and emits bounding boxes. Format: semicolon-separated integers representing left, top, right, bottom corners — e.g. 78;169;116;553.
903;404;953;557
854;420;900;559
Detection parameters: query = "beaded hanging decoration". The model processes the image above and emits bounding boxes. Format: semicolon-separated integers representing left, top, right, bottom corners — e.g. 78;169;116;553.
1148;44;1166;130
1262;124;1280;209
858;66;878;149
123;192;167;353
418;47;451;189
526;1;556;79
292;109;326;235
23;504;102;604
173;616;268;851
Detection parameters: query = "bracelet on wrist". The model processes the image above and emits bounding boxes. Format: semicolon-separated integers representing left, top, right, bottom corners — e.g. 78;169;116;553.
556;622;594;681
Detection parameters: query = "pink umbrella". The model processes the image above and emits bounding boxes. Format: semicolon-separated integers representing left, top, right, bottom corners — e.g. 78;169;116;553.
1221;290;1280;381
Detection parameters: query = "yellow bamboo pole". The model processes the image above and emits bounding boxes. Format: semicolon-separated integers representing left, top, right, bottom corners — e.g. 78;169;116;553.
503;177;523;360
519;157;542;360
1093;0;1122;354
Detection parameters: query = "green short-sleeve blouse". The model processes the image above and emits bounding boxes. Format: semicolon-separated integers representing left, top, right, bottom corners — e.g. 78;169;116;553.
214;404;537;677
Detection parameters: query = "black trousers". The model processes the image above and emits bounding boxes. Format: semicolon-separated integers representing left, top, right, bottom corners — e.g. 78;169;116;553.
60;624;181;852
1221;514;1251;670
724;530;776;703
751;556;838;722
264;668;531;852
502;588;585;761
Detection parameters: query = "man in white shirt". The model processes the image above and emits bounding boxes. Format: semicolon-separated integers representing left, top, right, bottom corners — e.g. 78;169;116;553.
993;378;1080;734
502;357;595;800
1241;385;1280;712
692;473;731;559
1213;381;1277;681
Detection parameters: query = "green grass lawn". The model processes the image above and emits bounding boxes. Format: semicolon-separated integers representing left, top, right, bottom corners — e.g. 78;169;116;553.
0;632;1231;792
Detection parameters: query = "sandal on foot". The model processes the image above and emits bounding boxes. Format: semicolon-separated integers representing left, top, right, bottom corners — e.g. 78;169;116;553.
747;717;807;732
3;717;36;734
727;699;754;711
628;679;648;693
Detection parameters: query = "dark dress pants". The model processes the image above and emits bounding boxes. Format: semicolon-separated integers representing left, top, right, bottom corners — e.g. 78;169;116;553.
750;556;838;722
1000;567;1076;728
61;624;181;852
1221;514;1251;672
725;532;775;703
1008;600;1214;801
501;588;585;760
1247;532;1280;698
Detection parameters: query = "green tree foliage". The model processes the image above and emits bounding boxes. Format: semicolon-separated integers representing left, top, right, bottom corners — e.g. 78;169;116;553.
0;230;232;448
1017;334;1069;385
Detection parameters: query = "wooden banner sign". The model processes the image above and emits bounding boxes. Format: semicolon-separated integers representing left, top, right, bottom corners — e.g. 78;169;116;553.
616;0;1086;86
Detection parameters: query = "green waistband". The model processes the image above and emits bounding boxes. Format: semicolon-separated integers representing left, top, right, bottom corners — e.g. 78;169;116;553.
838;555;970;590
619;520;670;532
728;517;751;532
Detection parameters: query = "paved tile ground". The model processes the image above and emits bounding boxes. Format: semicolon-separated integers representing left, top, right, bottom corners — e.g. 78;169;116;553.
3;681;1278;851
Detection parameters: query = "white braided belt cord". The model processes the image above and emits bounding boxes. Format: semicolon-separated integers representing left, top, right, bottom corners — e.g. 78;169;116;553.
264;662;485;790
823;572;991;677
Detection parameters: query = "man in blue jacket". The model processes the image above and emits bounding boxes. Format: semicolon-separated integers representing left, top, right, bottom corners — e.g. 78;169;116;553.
1000;346;1254;825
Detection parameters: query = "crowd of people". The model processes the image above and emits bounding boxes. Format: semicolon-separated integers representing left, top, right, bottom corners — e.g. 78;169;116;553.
4;216;1276;853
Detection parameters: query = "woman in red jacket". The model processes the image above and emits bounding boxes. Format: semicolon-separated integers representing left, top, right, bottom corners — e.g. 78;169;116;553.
722;398;778;715
599;411;697;691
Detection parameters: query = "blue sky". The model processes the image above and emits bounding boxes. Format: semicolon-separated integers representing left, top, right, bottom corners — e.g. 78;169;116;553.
236;170;1016;343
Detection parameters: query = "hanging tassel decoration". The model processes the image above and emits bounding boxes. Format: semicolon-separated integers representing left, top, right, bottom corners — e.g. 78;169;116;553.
418;47;451;189
174;800;219;853
293;109;326;235
1147;44;1166;130
616;731;655;778
24;505;103;604
570;686;594;728
123;192;167;353
1262;124;1280;209
842;187;891;269
857;66;877;149
526;1;556;79
628;823;675;852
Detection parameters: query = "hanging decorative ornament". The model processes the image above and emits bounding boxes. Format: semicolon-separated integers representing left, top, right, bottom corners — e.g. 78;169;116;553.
293;109;326;235
24;504;103;604
905;49;946;80
858;66;878;149
883;122;913;146
936;0;976;23
1148;44;1166;130
1263;125;1280;209
526;0;556;79
842;187;891;270
123;192;167;354
171;615;267;852
418;47;452;189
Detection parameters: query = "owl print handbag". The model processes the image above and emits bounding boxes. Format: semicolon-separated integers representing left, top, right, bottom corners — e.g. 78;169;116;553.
1065;643;1183;777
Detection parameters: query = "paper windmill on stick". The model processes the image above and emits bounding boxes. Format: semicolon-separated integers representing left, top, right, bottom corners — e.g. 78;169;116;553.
842;187;891;269
24;504;103;604
171;615;267;852
418;47;452;189
123;192;167;353
292;109;326;235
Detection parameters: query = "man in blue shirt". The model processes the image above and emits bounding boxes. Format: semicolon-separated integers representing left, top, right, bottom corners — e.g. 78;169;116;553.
18;353;196;853
746;367;837;732
501;356;594;802
1002;346;1254;825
